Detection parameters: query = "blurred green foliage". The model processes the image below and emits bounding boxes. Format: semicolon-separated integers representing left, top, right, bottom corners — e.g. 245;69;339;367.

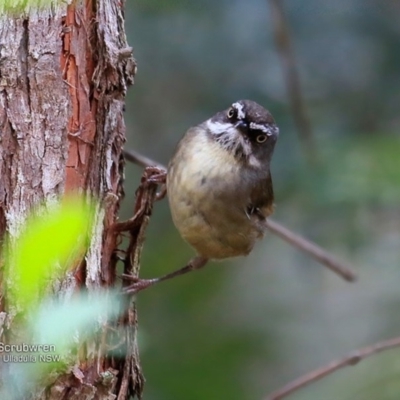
1;197;121;399
6;197;92;309
0;0;60;14
124;1;400;399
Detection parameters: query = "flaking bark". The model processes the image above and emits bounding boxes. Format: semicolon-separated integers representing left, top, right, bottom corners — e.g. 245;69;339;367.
0;1;140;399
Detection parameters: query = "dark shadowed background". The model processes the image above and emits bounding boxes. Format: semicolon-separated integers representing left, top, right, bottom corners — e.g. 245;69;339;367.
122;1;400;399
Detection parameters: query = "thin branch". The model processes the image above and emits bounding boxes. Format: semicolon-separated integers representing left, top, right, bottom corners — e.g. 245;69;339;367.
266;336;400;400
122;149;357;282
268;0;316;164
265;219;356;282
114;167;160;399
123;148;165;169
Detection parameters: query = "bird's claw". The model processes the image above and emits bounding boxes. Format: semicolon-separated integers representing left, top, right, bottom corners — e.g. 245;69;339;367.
123;278;156;295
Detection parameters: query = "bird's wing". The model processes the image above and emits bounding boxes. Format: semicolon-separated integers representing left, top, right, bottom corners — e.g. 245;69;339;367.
248;173;275;219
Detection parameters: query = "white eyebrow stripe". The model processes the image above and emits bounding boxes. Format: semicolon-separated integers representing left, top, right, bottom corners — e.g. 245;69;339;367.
249;122;279;136
249;122;269;133
206;120;233;134
232;102;245;119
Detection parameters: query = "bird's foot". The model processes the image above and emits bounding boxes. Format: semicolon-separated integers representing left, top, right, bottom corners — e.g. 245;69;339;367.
143;166;167;200
121;274;158;294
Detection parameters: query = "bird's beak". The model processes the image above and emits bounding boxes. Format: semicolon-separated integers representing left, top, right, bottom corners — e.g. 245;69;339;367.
234;120;249;134
235;120;247;128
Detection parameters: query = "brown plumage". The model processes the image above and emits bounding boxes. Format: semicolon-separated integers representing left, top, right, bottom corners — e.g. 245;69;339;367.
167;100;279;260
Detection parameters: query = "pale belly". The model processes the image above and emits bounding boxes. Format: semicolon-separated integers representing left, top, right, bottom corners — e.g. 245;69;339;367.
168;197;263;259
167;138;266;259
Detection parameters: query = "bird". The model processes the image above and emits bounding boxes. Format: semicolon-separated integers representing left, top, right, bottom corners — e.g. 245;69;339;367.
124;99;279;294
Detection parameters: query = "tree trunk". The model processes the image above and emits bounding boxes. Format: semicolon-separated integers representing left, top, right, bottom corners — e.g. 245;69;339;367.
0;1;142;398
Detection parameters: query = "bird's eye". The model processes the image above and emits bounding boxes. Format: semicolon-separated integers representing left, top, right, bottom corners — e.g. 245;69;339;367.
256;134;267;143
227;107;236;119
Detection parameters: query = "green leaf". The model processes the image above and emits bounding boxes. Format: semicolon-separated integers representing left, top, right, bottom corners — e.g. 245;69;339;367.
33;292;122;354
0;292;124;399
7;196;94;309
0;0;63;15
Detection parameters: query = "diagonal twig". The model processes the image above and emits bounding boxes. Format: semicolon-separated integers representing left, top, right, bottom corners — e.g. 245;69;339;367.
122;149;357;282
265;219;355;282
123;148;165;170
266;336;400;400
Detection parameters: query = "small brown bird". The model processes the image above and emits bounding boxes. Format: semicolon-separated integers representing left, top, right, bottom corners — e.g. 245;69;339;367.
168;99;278;259
124;100;279;293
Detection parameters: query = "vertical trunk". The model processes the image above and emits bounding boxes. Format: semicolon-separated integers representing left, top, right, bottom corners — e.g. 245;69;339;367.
0;1;141;398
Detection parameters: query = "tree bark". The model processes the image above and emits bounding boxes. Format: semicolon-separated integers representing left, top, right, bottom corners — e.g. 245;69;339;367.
0;1;141;398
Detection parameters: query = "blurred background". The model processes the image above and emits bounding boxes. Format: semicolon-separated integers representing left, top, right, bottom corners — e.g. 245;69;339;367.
122;1;400;399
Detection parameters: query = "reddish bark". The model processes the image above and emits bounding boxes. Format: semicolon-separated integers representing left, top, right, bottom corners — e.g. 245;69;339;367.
0;1;140;398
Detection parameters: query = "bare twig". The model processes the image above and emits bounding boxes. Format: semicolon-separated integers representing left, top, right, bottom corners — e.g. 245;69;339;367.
268;0;316;164
113;167;162;399
123;148;165;169
122;149;357;282
266;336;400;400
265;219;356;282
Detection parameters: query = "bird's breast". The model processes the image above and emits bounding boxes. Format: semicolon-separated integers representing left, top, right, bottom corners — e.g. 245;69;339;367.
167;132;266;259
